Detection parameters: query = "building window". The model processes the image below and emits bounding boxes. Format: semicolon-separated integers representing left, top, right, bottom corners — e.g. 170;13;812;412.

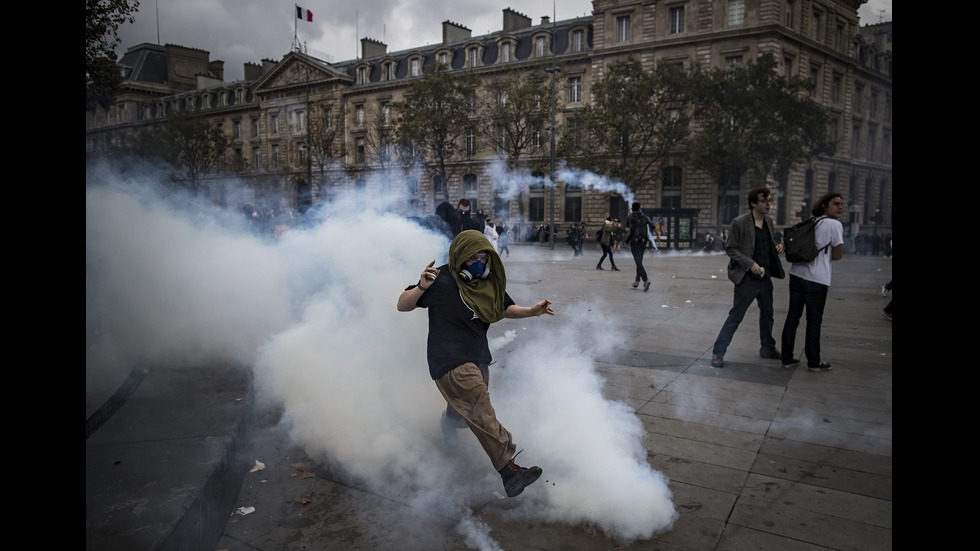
383;63;393;81
670;7;684;34
298;143;307;164
251;118;259;138
728;0;744;26
356;138;365;163
870;90;879;119
501;42;511;62
468;47;479;67
270;113;278;134
358;66;367;85
438;52;448;65
234;120;242;139
617;15;631;42
535;36;547;57
564;195;582;222
272;144;279;167
497;91;508;106
854;83;864;115
851;125;860;157
434;175;447;194
867;128;876;161
529;197;544;221
725;55;743;70
355;104;364;126
809;66;820;98
811;11;822;42
835;24;845;50
464;173;478;194
832;74;842;104
568;77;582;103
411;58;420;77
785;0;795;29
572;29;584;52
466;128;477;156
252;147;260;171
661;166;682;209
295;110;305;133
784;56;793;79
381;101;390;124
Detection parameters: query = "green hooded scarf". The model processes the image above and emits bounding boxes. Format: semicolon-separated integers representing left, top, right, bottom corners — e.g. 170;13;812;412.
449;230;507;323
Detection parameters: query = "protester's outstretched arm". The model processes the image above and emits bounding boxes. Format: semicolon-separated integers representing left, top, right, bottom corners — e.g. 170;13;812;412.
505;300;554;319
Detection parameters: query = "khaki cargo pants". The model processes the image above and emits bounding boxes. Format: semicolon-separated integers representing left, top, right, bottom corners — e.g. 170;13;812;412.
435;362;516;472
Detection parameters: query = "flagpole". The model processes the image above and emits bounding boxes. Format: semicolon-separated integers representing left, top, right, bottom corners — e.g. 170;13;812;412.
294;4;298;47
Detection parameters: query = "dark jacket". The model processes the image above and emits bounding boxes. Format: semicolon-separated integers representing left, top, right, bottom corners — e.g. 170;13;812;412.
725;212;786;285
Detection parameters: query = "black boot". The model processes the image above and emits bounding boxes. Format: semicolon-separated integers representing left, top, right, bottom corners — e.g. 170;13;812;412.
499;459;543;497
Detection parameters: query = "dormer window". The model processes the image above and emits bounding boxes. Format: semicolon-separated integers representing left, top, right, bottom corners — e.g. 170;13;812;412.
467;46;480;68
437;51;449;66
501;42;512;62
383;61;394;81
357;66;368;85
410;57;421;77
571;29;584;52
535;36;548;57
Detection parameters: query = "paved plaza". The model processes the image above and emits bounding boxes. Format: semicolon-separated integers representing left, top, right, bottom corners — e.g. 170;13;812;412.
86;243;892;551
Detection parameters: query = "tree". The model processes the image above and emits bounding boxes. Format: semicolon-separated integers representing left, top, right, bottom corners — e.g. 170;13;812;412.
687;53;836;225
390;63;478;204
86;0;140;111
133;111;229;194
307;101;346;189
560;57;694;191
479;63;554;223
480;63;553;171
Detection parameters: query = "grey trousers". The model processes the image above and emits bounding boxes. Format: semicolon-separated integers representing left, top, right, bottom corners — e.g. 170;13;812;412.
435;362;516;471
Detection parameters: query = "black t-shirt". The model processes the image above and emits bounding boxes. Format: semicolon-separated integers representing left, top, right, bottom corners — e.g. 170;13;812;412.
752;225;773;274
411;266;515;380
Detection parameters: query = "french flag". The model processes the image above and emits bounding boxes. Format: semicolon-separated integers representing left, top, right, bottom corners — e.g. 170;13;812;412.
296;5;313;22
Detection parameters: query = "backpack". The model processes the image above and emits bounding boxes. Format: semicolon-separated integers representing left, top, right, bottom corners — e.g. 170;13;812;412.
628;214;650;243
596;229;603;242
783;216;830;263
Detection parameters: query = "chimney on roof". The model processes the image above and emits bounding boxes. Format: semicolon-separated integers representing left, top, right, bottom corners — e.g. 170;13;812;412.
361;37;387;59
503;8;532;31
208;60;224;81
541;16;550;26
442;20;472;44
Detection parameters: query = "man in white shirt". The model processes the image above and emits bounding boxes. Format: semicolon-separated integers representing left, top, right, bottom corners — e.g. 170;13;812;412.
779;193;845;371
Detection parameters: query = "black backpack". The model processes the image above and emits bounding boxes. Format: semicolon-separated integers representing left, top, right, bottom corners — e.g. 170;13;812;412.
629;214;650;243
784;216;830;263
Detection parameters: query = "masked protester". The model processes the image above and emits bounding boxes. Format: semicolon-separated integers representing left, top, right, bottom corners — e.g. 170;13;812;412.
396;230;555;497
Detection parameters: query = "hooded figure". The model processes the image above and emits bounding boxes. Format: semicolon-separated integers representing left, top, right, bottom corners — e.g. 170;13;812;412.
449;230;507;323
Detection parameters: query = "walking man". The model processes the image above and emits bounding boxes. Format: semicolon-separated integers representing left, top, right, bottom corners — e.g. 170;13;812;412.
596;217;619;271
625;202;656;291
710;188;785;368
396;230;554;497
779;193;845;371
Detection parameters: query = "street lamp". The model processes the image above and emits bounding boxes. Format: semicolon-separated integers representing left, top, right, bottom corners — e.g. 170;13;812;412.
545;9;559;251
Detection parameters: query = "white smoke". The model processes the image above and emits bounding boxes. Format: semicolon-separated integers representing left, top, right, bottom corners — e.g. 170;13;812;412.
86;156;676;546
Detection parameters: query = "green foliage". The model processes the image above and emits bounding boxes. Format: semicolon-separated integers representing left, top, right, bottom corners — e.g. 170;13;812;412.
560;57;695;189
86;0;140;111
479;62;554;171
134;111;229;191
390;63;478;187
687;52;836;187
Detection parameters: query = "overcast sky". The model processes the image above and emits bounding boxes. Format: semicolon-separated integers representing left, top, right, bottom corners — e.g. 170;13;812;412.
115;0;892;83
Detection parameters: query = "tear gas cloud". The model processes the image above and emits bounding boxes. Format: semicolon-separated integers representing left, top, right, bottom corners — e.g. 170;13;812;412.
86;156;676;546
484;157;635;206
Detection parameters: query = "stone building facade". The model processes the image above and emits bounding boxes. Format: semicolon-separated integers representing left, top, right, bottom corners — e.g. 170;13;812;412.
86;0;892;240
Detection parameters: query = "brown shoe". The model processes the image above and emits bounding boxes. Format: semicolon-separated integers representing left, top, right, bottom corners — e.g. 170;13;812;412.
711;355;724;368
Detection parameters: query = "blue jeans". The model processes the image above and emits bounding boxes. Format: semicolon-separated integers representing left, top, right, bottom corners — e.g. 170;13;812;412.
712;274;776;356
780;275;829;366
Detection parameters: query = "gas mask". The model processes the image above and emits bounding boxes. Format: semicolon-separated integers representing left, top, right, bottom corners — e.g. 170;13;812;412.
459;260;490;282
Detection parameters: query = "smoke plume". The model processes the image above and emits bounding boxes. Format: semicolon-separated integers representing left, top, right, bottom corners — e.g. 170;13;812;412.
86;156;676;546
